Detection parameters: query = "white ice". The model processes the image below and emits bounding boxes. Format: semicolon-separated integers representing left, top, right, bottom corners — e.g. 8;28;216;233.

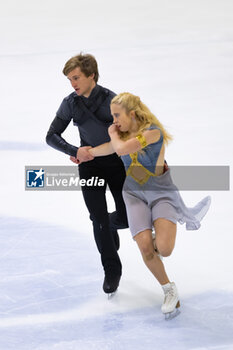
0;0;233;349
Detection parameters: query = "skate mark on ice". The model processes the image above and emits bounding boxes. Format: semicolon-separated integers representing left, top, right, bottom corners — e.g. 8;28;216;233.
0;141;47;151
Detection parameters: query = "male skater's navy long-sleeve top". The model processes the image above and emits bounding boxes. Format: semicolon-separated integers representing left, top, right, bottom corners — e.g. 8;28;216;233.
46;85;116;157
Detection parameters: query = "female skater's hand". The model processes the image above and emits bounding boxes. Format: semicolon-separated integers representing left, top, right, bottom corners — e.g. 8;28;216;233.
108;124;119;137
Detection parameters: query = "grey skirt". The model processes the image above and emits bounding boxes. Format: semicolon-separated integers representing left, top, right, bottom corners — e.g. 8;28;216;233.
122;168;211;238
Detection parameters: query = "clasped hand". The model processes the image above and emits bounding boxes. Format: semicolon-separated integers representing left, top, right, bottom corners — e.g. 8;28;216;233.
70;146;94;164
70;124;118;164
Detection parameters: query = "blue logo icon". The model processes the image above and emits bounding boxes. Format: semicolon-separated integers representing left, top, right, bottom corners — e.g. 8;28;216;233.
26;168;44;188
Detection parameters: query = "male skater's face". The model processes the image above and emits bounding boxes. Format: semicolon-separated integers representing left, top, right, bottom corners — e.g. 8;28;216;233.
67;67;96;98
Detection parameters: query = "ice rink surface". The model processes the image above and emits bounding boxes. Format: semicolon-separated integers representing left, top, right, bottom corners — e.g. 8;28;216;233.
0;0;233;349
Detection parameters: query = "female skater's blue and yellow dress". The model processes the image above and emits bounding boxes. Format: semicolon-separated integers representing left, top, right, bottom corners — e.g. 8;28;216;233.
121;124;211;238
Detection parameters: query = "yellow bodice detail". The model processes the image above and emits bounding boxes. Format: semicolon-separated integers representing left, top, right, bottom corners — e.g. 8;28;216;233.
126;151;157;185
123;129;164;185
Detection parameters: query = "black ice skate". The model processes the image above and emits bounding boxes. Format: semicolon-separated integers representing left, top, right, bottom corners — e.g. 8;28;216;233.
103;274;121;298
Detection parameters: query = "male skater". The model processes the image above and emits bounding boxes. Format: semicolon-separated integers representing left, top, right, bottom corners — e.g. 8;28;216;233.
46;53;128;294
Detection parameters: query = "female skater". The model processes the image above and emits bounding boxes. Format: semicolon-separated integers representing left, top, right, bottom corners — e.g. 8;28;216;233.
88;92;211;318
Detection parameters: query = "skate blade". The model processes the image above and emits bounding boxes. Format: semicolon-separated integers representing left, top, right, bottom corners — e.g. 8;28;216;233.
107;291;117;299
164;301;181;321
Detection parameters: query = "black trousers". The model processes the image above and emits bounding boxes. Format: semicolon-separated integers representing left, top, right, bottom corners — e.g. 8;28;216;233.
78;154;128;277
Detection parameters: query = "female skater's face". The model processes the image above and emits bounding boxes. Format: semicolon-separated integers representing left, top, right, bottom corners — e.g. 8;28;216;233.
110;104;136;132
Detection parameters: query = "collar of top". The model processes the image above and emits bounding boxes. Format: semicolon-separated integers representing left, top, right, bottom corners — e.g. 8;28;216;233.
79;84;100;102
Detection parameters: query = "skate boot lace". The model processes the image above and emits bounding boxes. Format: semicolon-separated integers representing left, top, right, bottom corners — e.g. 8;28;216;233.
165;286;175;302
162;283;180;315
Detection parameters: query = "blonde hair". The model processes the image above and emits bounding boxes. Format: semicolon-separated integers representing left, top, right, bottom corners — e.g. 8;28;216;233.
111;92;172;145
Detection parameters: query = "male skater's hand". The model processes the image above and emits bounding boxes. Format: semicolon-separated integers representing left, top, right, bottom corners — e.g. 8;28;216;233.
76;146;94;162
70;156;80;164
164;160;169;172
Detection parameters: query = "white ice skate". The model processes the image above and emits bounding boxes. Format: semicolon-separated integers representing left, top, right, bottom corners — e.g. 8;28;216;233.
161;282;180;320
